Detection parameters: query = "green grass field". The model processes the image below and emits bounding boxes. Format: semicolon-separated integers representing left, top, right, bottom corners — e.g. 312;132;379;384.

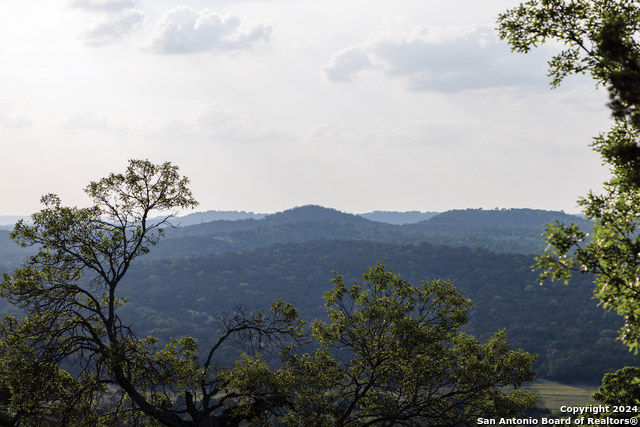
524;379;600;414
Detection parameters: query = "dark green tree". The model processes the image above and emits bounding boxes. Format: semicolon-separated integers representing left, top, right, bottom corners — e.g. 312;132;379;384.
229;263;537;426
568;366;640;424
0;160;305;426
498;0;640;352
591;366;640;418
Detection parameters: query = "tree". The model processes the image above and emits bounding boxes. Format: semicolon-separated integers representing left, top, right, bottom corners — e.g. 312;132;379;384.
0;160;306;426
232;263;536;427
591;366;640;417
497;0;640;352
569;365;640;424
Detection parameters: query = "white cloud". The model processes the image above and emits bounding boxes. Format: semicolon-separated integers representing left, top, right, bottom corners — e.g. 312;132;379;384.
196;104;291;142
0;100;32;129
145;104;293;143
321;25;551;92
2;116;32;128
76;9;145;46
69;0;138;12
321;46;372;82
143;117;201;142
146;7;273;54
392;119;484;145
309;121;362;140
309;119;484;147
61;110;125;133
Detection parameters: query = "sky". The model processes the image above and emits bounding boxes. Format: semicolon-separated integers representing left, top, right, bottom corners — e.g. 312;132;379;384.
0;0;614;217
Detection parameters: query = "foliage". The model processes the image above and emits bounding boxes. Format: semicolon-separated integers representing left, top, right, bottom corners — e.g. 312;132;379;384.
498;0;640;351
582;366;640;425
0;160;306;426
591;366;640;418
534;181;640;351
107;238;633;383
264;263;538;427
145;208;582;260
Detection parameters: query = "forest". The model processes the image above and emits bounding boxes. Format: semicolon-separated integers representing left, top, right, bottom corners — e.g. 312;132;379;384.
78;210;638;383
0;204;627;384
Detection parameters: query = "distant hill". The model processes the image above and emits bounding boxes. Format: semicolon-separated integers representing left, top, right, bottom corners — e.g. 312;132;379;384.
428;208;581;227
149;207;575;228
157;208;442;227
0;206;588;264
165;205;388;238
150;208;442;228
358;210;439;225
149;205;587;258
399;208;588;254
0;230;37;268
0;216;30;229
261;205;374;226
149;210;265;227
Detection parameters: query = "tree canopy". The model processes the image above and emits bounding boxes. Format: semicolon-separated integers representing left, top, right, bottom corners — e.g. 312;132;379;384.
265;264;537;427
498;0;640;352
0;160;306;426
592;366;640;412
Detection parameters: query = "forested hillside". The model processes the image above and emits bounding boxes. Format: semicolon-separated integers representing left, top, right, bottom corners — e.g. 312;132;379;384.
401;208;587;253
0;205;612;383
0;230;36;268
0;206;583;260
146;205;586;258
94;239;631;383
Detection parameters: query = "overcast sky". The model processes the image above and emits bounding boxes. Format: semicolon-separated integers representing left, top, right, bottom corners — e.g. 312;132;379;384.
0;0;613;216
